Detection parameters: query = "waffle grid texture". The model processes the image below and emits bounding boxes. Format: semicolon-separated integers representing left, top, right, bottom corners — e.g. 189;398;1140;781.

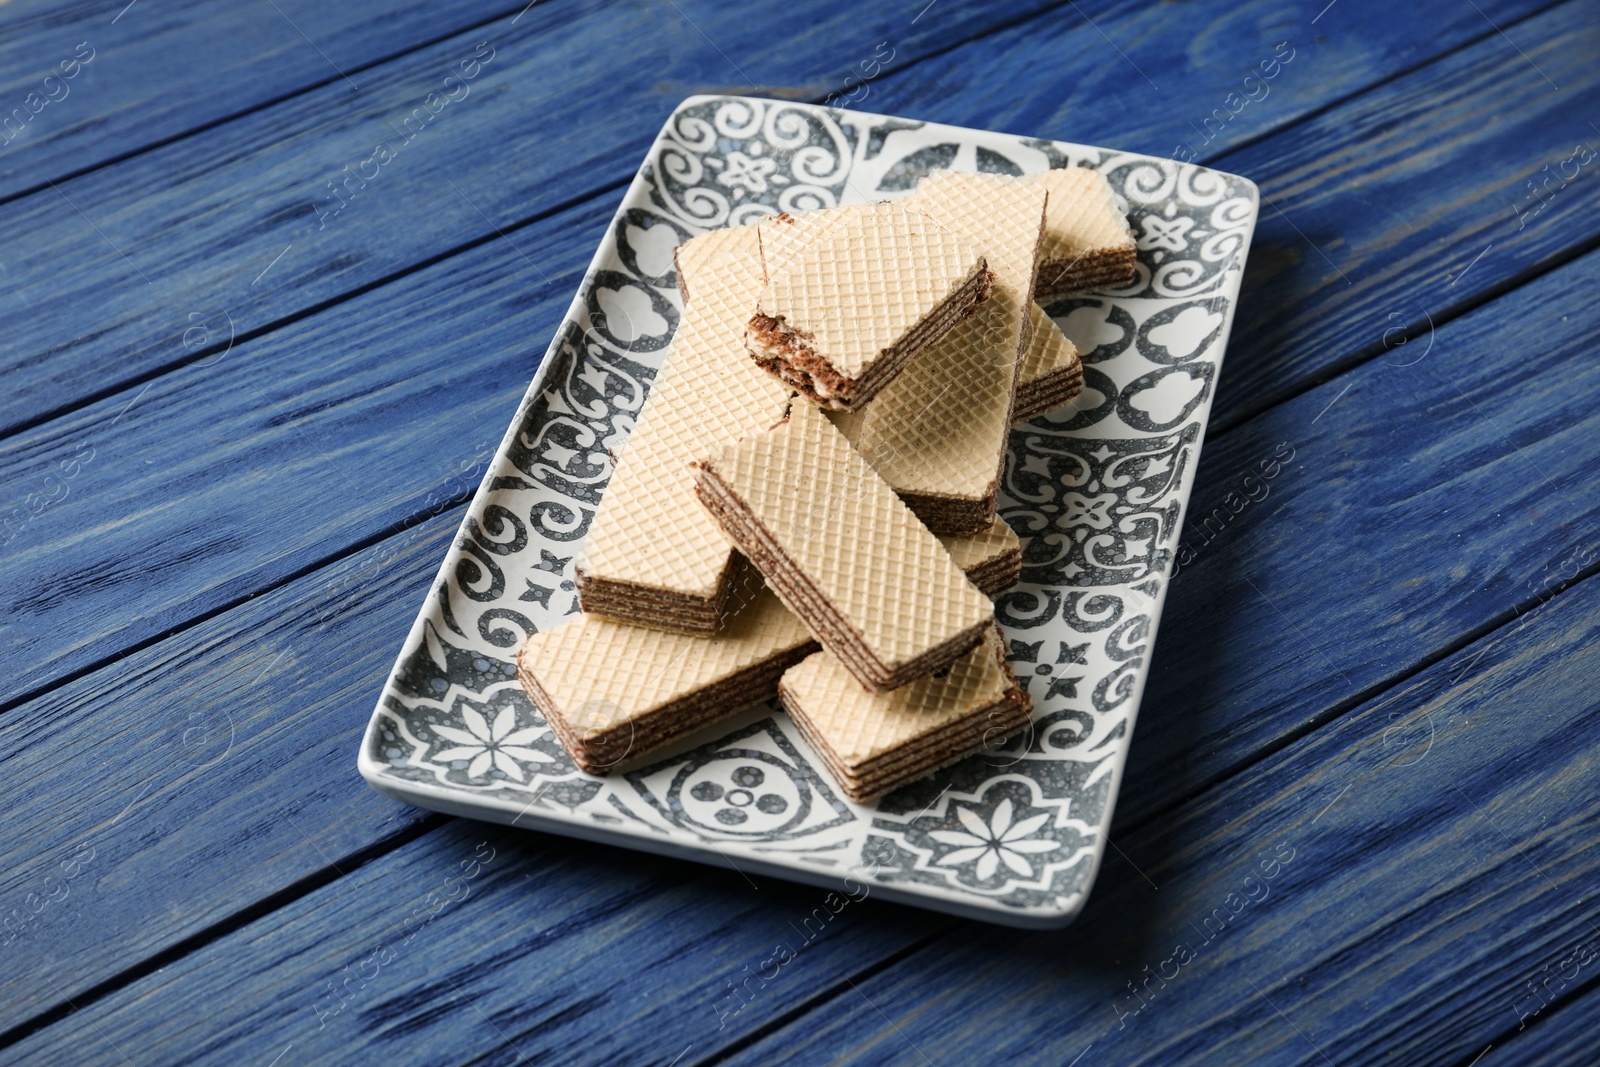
756;208;850;281
556;176;1109;789
522;520;1019;773
748;201;988;410
577;226;793;631
1029;167;1138;298
778;627;1031;801
694;400;993;690
675;223;760;305
828;172;1046;533
518;586;816;773
761;207;1072;416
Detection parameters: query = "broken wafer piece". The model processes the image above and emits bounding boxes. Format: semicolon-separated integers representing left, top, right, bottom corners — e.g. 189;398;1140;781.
747;201;992;411
1012;302;1084;423
778;626;1031;802
694;401;994;691
1030;167;1138;299
518;586;816;774
938;519;1022;598
830;171;1048;533
577;227;792;633
760;207;1078;422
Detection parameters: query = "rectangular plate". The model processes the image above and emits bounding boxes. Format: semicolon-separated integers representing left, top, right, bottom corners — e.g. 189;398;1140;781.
358;95;1258;927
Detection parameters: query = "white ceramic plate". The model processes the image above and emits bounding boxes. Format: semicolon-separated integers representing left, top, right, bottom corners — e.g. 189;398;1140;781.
358;95;1258;927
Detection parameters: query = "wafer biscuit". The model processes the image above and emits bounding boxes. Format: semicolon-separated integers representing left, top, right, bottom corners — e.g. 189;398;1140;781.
694;401;994;691
582;520;1014;623
1030;167;1137;298
938;519;1022;598
518;586;816;774
675;223;758;305
1012;301;1083;423
756;207;852;282
576;227;792;633
830;172;1047;533
527;515;1017;775
761;207;1079;421
748;201;991;411
778;627;1031;802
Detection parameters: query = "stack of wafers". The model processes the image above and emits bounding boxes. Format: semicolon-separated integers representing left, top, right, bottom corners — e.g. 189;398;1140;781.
518;166;1136;799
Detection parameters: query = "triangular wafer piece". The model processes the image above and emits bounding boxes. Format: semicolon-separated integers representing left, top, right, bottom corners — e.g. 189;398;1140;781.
693;401;994;691
1012;302;1083;423
1030;167;1137;299
748;201;992;411
938;519;1021;598
577;227;792;633
518;586;816;774
832;172;1047;534
778;627;1031;802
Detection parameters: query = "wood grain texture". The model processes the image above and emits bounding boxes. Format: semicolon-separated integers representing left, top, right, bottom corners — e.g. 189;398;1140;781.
0;198;929;1044
1474;978;1600;1067
1119;239;1600;832
861;0;1596;437
9;178;1595;903
0;0;1070;437
0;0;519;201
0;193;607;703
0;0;1569;439
0;510;458;1032
1;1;1595;1062
4;203;1596;1065
1207;0;1600;433
11;542;1598;1065
711;573;1600;1066
4;0;1589;714
857;0;1551;168
4;818;947;1065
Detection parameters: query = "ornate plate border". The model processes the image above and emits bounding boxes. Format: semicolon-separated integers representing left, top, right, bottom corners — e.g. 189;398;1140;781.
357;96;1258;927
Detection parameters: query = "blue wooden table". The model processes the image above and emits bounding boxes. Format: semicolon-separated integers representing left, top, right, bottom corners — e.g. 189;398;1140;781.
2;0;1596;1063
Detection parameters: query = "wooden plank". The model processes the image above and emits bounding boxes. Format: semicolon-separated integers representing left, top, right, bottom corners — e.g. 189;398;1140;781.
707;574;1600;1065
8;173;1597;850
0;0;1560;438
0;511;458;1032
1119;237;1600;829
4;796;944;1064
2;0;1587;705
0;201;937;1039
0;0;1068;436
1474;981;1600;1067
0;0;516;201
863;0;1593;435
1203;0;1600;432
4;204;1598;1061
0;193;608;703
11;543;1599;1064
0;6;1592;1049
858;0;1551;168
